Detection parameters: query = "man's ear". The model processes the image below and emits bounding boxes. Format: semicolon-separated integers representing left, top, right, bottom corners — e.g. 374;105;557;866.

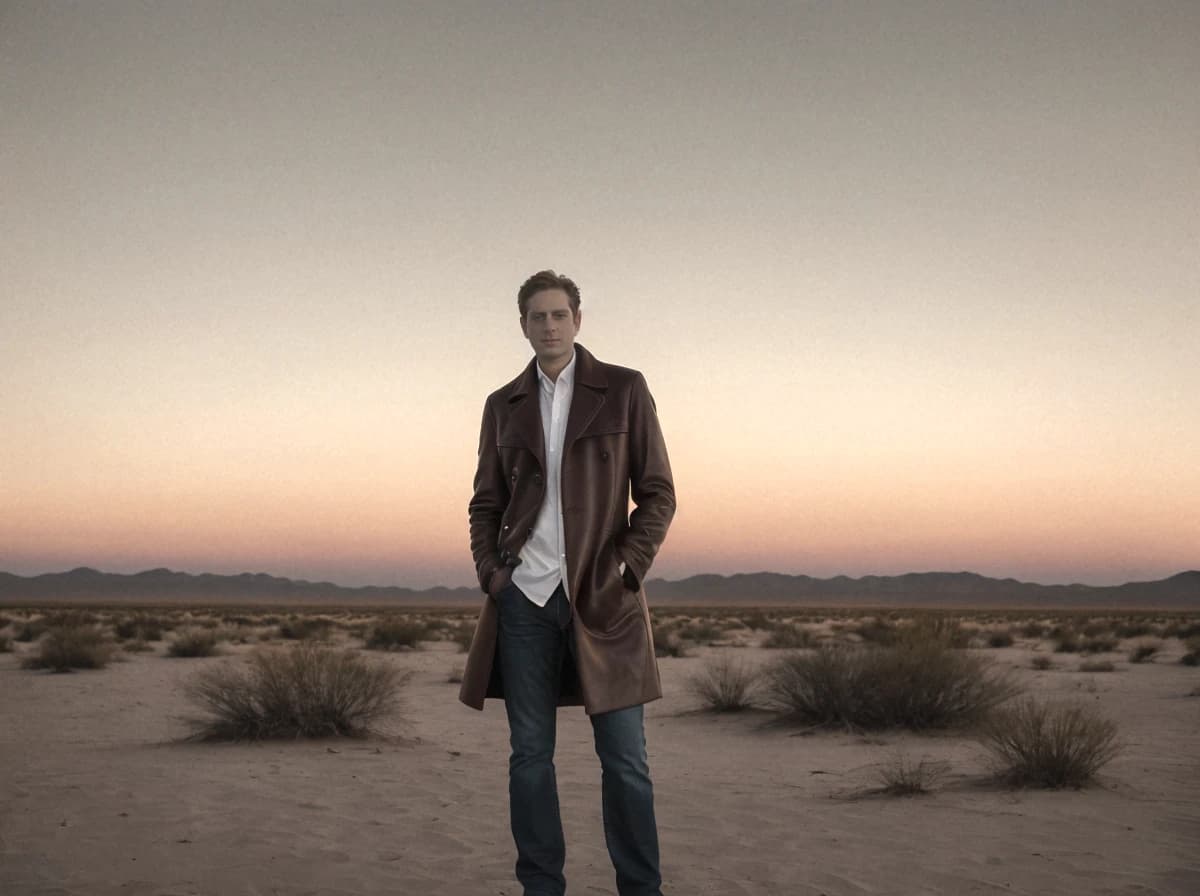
573;309;582;329
519;314;528;337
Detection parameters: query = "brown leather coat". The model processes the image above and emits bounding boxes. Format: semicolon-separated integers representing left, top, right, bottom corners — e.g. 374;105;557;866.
458;343;676;715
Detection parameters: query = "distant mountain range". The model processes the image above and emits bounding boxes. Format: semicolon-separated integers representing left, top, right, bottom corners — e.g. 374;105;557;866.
1;567;1197;609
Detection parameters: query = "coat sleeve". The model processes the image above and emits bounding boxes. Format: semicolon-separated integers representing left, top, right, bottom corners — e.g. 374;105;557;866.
616;372;676;590
468;396;509;594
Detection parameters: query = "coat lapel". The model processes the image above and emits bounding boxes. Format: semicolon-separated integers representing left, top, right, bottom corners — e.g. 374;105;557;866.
503;359;546;470
563;344;608;451
505;344;610;467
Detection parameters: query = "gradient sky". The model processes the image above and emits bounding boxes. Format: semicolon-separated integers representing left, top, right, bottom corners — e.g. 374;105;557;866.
3;2;1197;588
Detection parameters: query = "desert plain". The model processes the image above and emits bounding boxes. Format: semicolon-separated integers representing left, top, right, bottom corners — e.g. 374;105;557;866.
2;605;1198;896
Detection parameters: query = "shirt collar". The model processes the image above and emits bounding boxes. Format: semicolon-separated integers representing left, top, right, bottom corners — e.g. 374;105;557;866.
537;347;577;393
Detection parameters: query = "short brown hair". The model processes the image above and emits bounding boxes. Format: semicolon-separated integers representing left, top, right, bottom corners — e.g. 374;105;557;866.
517;270;581;318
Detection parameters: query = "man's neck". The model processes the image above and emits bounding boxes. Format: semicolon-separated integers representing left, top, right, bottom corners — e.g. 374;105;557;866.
537;349;575;383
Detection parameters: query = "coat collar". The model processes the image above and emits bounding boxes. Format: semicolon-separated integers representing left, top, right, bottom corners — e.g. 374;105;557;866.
505;343;607;400
504;343;608;468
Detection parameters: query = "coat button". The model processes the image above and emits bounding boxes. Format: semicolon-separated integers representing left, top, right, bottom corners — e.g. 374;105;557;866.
601;449;610;462
533;473;543;486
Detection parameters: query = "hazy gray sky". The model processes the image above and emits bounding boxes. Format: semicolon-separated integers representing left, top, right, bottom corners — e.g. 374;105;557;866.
3;1;1197;587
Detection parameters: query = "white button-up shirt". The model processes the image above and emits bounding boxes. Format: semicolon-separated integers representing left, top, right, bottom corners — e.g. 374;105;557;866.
511;349;576;607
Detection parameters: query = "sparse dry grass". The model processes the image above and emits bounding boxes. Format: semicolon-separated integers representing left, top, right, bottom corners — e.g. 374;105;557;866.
676;620;724;644
448;621;476;652
761;623;815;649
873;752;951;796
977;697;1120;788
685;653;761;712
1180;636;1200;666
1128;641;1161;664
651;620;688;657
113;615;165;642
762;630;1021;731
278;616;335;641
20;623;119;671
180;642;406;741
365;618;428;650
167;627;222;657
985;629;1015;648
14;618;49;642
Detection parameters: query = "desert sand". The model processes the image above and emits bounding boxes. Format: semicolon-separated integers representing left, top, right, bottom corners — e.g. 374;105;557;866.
3;616;1199;896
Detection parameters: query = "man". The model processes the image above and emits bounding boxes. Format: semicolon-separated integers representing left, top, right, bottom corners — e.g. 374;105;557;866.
459;269;676;896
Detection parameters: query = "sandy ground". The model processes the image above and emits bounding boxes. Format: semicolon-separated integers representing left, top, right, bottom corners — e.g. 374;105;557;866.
2;628;1199;896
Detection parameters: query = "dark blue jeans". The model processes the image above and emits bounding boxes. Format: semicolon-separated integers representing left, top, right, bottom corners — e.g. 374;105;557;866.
495;581;663;896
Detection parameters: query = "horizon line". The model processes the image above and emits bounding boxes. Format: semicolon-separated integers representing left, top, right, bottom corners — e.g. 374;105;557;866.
4;565;1196;592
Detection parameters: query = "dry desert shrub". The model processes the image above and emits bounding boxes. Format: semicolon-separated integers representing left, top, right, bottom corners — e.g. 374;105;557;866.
446;663;464;684
180;642;407;741
1051;628;1080;653
1080;635;1119;654
0;634;12;653
45;609;101;627
1128;641;1161;664
852;618;899;645
344;621;371;639
113;615;166;642
677;620;724;644
985;629;1015;648
1180;637;1200;667
1052;629;1118;655
278;616;334;641
1115;621;1158;639
874;752;951;796
20;623;118;671
1030;655;1055;671
448;621;476;652
1164;620;1200;640
1020;621;1049;639
365;618;428;650
685;653;761;712
651;620;688;657
894;616;972;650
976;697;1120;788
14;618;50;642
1078;660;1115;673
761;623;814;649
740;611;773;631
167;627;222;657
762;634;1021;732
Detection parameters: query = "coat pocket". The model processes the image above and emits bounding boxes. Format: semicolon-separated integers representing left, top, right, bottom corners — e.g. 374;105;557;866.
579;541;642;634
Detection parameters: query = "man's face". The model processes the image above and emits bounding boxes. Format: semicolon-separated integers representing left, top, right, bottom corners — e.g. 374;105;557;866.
521;288;581;369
